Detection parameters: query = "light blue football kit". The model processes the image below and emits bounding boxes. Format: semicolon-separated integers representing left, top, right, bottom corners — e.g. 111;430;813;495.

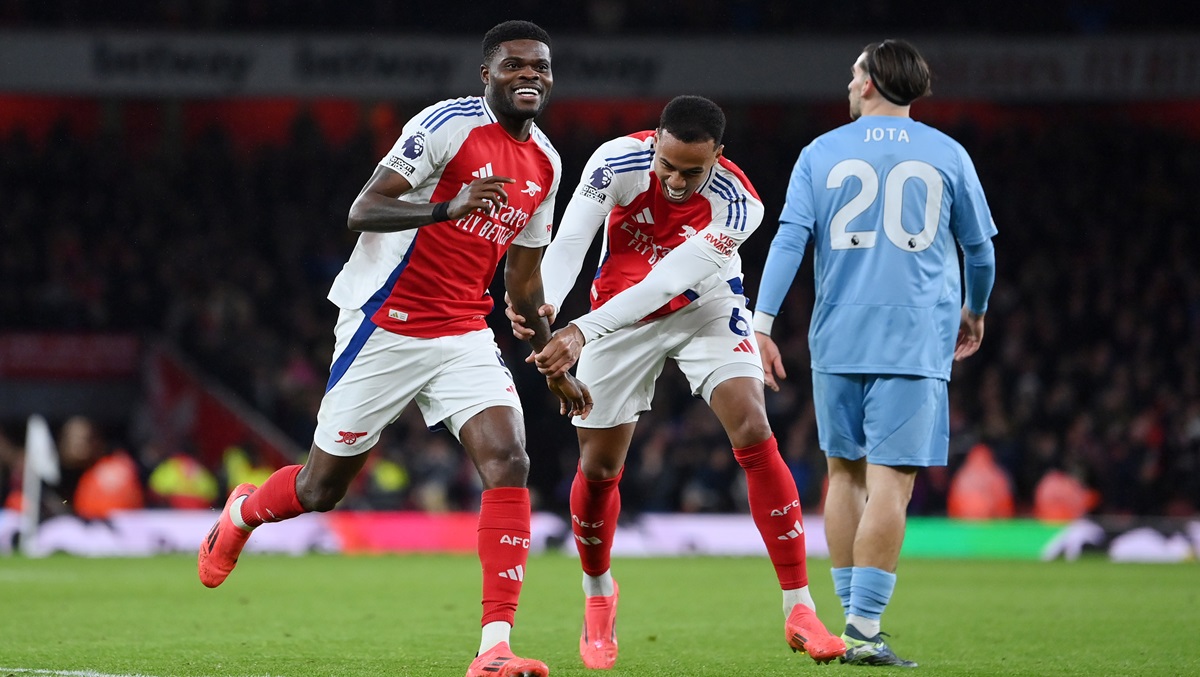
756;116;997;467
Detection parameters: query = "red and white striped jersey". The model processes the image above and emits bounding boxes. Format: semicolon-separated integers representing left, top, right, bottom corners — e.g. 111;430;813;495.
328;96;560;338
542;131;763;338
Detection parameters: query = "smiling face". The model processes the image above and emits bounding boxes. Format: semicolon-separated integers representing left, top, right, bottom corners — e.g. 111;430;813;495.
652;129;723;203
482;39;553;127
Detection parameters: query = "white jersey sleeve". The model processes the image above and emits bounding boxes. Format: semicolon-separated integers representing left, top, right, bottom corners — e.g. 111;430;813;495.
511;125;561;249
378;99;479;190
329;98;489;310
571;167;764;342
540;138;644;311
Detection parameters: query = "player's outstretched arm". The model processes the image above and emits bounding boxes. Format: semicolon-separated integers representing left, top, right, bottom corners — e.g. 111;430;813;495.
347;167;514;233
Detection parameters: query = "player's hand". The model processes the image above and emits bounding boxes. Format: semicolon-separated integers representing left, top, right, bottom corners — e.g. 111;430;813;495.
503;292;557;340
447;175;515;219
529;323;585;378
755;331;787;392
954;306;985;361
546;372;592;420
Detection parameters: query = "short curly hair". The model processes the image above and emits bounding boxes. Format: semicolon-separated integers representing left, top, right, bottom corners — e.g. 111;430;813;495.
483;20;552;62
659;95;726;145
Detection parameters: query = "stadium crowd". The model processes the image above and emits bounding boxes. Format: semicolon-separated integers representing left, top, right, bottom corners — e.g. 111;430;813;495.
1;100;1197;518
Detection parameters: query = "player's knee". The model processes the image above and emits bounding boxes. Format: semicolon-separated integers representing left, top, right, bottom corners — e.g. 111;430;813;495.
477;445;530;488
295;477;349;512
579;457;622;481
725;417;772;450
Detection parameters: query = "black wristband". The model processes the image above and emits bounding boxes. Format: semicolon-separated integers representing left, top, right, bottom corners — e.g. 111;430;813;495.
431;202;451;223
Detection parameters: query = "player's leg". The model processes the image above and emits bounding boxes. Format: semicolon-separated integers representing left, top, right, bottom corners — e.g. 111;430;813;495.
675;296;843;661
838;462;919;668
571;424;634;670
457;407;548;677
199;444;369;586
199;308;421;588
839;375;946;668
708;377;803;590
707;377;843;662
419;330;547;676
574;425;633;585
676;298;805;597
823;456;866;616
569;322;666;669
810;371;869;618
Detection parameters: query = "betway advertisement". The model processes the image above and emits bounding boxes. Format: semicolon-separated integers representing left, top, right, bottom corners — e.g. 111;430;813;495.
2;33;1199;100
2;510;1197;563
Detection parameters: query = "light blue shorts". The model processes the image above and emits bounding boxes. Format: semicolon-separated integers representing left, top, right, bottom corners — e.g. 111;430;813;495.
811;372;949;467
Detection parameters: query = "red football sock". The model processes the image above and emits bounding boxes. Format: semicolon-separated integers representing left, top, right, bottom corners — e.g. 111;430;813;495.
239;464;305;528
477;487;531;626
733;436;808;589
570;465;623;577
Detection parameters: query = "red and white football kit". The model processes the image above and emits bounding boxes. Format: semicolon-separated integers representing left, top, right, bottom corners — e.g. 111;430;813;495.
542;131;765;428
546;133;834;660
317;96;560;453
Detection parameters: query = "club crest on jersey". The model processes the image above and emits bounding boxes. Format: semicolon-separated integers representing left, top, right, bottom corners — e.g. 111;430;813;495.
401;131;427;159
337;430;369;444
522;180;542;196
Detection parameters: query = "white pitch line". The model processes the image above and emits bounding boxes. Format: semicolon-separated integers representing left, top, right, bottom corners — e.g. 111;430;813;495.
0;669;283;677
0;670;161;677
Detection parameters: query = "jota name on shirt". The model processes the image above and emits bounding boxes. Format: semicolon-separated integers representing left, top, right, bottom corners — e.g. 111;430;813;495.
863;126;911;143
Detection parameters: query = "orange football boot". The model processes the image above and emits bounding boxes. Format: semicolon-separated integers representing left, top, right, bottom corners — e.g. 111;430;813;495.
785;603;847;664
197;483;256;588
466;641;549;677
579;581;619;669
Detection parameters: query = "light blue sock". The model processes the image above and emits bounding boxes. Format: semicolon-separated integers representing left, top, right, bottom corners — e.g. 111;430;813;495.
831;566;853;617
848;566;896;633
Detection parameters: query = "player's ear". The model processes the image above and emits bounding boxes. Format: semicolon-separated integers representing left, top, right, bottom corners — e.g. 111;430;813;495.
713;143;725;161
480;63;490;85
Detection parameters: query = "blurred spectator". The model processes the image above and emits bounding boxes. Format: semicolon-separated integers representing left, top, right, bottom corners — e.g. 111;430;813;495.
220;444;277;494
947;444;1014;520
59;417;145;520
0;428;20;511
147;450;220;509
343;451;411;511
1033;469;1095;522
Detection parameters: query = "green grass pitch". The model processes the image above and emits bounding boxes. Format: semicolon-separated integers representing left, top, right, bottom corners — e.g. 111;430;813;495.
1;553;1196;676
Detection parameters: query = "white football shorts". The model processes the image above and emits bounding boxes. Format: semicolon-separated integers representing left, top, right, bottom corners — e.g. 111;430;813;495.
573;285;764;429
314;308;522;455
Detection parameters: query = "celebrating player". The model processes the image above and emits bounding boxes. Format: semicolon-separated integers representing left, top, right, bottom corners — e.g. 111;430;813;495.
198;20;589;677
753;40;998;667
509;95;845;669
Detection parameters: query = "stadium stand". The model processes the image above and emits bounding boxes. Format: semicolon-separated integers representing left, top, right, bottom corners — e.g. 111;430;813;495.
2;97;1196;517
